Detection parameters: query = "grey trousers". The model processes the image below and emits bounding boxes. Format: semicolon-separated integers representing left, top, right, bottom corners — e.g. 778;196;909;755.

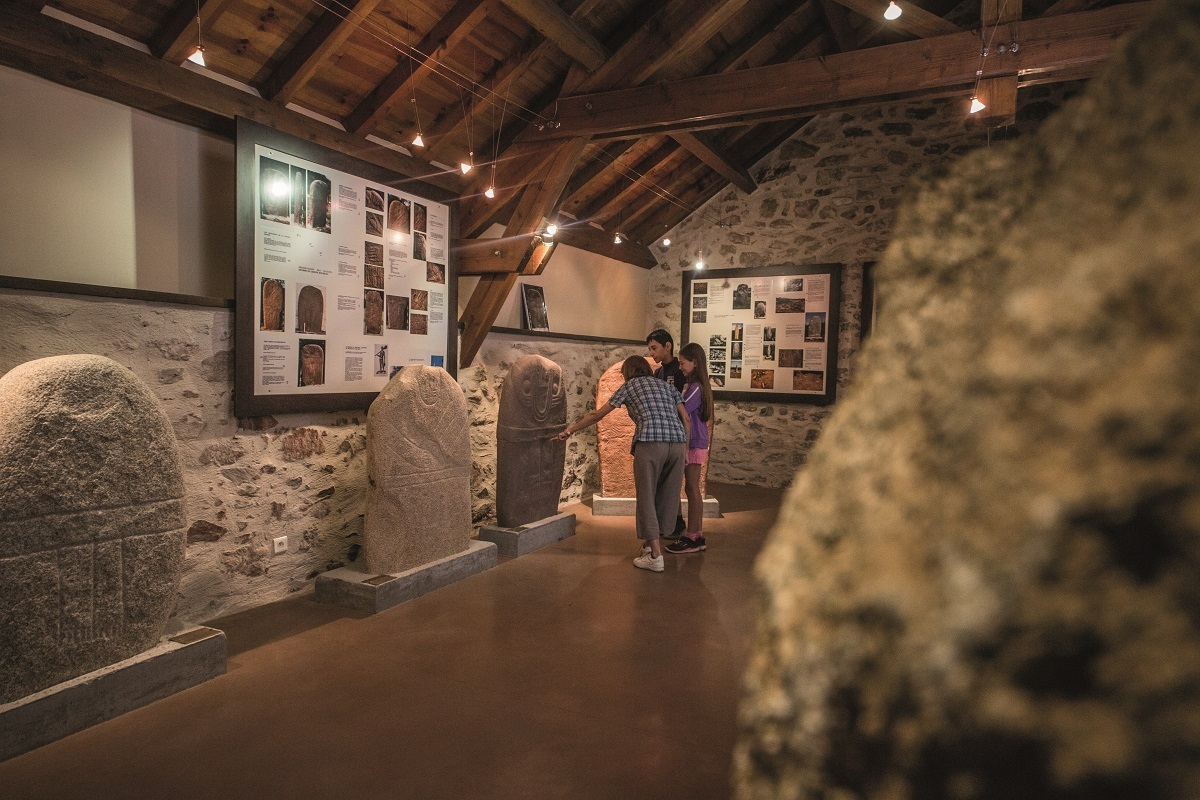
632;441;687;542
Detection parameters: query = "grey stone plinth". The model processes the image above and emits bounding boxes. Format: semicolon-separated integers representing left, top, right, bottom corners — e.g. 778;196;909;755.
478;512;577;559
0;626;226;762
592;495;720;518
314;539;497;614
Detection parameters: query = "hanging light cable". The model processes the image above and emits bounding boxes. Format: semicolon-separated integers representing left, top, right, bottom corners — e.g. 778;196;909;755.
187;0;206;66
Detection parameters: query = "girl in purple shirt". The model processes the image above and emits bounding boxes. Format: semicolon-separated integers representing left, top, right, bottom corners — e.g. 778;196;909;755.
667;342;714;554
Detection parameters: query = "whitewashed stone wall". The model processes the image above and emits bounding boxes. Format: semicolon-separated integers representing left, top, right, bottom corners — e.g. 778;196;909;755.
650;86;1078;487
1;288;640;623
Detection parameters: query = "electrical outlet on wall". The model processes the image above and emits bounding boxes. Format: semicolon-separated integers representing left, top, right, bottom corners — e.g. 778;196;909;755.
273;536;288;554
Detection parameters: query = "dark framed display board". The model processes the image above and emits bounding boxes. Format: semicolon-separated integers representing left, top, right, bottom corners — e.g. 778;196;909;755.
235;118;458;417
680;264;841;405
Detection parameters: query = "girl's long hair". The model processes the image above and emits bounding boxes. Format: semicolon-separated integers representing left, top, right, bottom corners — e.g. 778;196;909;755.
678;342;713;423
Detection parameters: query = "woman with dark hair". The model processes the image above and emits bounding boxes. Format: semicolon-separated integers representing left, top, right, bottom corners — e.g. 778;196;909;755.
554;355;689;572
667;342;714;554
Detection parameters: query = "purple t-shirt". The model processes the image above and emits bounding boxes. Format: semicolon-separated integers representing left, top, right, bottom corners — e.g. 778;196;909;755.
682;383;709;450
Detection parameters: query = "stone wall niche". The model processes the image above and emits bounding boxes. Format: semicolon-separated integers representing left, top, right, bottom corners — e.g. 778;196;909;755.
364;365;472;574
496;354;567;528
735;0;1200;797
0;354;186;704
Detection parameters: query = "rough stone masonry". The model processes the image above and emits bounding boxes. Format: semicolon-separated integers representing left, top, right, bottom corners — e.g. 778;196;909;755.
734;0;1200;797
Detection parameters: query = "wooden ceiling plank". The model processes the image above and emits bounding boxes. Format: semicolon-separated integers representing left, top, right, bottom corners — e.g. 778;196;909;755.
149;0;238;63
344;0;489;136
818;0;859;51
671;130;756;194
983;0;1023;25
831;0;960;38
571;139;675;221
522;3;1150;141
497;0;608;71
259;0;385;104
1042;0;1099;16
0;5;464;194
558;141;635;210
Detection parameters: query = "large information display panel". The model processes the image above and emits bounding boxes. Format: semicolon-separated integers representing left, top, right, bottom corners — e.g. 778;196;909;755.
680;264;841;405
235;118;456;416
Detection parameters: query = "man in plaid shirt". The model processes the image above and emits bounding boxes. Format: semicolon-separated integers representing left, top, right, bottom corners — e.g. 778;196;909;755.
554;356;689;572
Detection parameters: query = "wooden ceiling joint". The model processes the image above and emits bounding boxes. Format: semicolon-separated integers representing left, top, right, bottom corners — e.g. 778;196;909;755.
149;0;238;63
497;0;608;71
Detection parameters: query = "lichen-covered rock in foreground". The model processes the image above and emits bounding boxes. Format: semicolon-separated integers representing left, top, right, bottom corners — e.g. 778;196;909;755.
735;0;1200;797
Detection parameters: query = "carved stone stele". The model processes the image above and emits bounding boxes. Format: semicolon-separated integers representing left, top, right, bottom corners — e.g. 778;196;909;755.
365;366;471;574
0;355;185;704
496;355;567;528
596;357;710;499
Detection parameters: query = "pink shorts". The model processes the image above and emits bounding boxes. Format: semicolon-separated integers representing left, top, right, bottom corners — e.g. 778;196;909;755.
686;448;709;465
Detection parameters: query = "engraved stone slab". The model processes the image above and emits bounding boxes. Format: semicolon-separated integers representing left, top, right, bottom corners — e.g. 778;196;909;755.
496;355;567;528
595;358;713;499
0;355;186;704
365;365;471;574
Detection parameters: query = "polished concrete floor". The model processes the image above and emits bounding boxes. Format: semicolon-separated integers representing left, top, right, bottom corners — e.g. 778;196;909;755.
1;483;782;800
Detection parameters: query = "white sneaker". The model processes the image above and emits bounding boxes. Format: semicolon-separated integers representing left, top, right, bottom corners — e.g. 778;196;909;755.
641;545;651;556
633;553;664;572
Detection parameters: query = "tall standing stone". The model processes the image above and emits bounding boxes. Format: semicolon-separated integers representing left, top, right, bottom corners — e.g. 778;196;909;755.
365;366;471;574
496;355;567;528
596;357;712;499
0;355;186;704
735;0;1200;796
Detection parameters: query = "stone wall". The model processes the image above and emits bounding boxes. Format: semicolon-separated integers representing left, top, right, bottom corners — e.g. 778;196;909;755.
649;86;1078;488
0;288;639;623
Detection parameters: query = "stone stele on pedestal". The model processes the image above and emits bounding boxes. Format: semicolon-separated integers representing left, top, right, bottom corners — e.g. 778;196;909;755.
592;358;719;518
0;355;188;704
318;365;496;613
495;354;568;528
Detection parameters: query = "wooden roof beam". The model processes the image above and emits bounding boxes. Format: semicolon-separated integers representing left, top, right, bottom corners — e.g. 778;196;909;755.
258;0;385;105
344;0;489;136
671;130;756;194
497;0;608;71
148;0;237;63
0;5;464;194
521;3;1150;141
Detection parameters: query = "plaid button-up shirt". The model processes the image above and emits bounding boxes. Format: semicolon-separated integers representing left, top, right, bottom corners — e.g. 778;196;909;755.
607;376;687;443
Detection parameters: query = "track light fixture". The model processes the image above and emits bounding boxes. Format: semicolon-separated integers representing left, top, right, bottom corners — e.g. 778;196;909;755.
884;1;902;20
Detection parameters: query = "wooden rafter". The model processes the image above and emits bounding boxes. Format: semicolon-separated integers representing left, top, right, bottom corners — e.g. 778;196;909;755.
521;3;1150;141
149;0;237;63
459;138;588;366
551;224;656;268
671;131;756;194
497;0;608;71
343;0;489;136
258;0;385;105
0;5;464;194
818;0;859;52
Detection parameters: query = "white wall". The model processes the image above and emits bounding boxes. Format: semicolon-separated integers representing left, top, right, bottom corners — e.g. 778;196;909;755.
0;66;235;298
458;243;650;340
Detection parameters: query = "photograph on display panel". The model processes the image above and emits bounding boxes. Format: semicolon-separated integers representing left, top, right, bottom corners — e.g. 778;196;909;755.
236;118;456;417
678;264;841;404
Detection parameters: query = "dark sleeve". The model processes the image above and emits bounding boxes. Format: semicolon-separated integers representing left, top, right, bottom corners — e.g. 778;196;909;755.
671;365;686;393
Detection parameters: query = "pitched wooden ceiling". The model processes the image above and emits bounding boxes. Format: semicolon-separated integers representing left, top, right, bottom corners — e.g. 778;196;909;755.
1;0;1149;363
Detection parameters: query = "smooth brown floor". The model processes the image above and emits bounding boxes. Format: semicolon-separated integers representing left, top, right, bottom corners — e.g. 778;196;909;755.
0;483;782;800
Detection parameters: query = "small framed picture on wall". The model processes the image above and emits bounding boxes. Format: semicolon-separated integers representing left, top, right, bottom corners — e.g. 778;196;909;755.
522;283;550;331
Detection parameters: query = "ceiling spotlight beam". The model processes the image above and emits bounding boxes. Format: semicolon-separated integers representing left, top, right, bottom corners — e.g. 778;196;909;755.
520;3;1150;141
828;0;959;38
148;0;237;63
497;0;609;71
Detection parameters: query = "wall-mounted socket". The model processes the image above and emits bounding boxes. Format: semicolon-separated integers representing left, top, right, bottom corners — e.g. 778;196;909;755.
273;535;288;554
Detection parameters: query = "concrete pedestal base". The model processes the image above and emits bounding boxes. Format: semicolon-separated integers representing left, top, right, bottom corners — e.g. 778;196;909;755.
591;495;721;518
478;512;577;559
315;539;497;614
0;626;227;762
